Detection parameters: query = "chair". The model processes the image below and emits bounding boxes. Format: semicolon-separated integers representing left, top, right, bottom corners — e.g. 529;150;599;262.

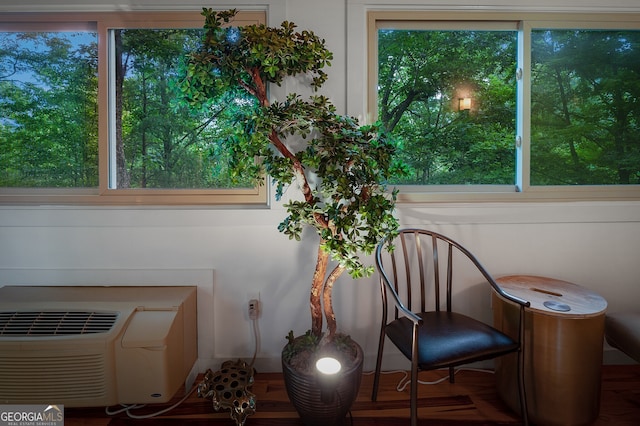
371;229;530;426
605;312;640;363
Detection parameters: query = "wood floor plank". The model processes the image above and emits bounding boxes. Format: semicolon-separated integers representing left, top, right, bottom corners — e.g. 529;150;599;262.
64;364;640;425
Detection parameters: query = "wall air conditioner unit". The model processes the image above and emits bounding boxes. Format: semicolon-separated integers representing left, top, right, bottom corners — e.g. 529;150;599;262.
0;285;197;408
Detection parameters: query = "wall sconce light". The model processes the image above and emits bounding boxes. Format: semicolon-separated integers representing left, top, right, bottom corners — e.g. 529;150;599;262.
458;97;471;111
316;356;342;403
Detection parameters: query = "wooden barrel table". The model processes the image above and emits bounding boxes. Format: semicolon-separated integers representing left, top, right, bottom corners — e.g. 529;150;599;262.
492;275;607;426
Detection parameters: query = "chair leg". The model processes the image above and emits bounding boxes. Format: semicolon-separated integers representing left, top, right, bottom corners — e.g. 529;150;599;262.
410;358;418;426
517;352;529;426
518;309;529;426
410;324;419;426
371;331;385;401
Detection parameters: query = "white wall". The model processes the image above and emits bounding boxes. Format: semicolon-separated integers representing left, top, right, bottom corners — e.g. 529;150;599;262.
1;0;640;373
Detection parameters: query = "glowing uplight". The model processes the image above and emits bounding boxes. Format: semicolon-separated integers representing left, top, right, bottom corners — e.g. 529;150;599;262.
316;356;342;403
316;357;342;375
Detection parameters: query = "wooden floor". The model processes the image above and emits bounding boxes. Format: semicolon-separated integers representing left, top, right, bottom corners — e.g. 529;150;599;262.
65;364;640;425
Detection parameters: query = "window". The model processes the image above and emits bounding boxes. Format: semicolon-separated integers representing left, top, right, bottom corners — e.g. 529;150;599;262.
368;11;640;201
375;22;518;187
0;11;267;205
0;26;98;189
530;29;640;186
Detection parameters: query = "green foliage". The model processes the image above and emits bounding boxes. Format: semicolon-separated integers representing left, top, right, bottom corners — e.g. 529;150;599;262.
178;9;402;280
377;27;640;186
0;28;258;190
282;330;320;363
0;32;99;187
116;28;258;189
282;329;358;371
180;8;332;108
377;29;518;185
531;29;640;185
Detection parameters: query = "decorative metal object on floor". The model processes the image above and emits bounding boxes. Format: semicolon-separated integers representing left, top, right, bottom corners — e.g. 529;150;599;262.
198;359;256;426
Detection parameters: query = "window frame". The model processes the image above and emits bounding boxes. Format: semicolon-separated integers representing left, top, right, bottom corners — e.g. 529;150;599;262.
366;10;640;203
0;11;268;206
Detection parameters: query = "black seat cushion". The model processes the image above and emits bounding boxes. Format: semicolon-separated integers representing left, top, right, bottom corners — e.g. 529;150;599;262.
386;311;519;370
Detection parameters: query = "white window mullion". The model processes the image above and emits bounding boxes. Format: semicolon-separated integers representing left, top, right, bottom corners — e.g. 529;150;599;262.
516;21;532;193
105;26;117;190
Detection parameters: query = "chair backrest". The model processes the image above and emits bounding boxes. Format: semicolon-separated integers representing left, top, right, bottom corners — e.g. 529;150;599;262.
376;228;501;321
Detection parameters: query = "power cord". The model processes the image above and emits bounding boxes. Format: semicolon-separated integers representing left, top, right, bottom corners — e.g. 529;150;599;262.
104;385;198;419
106;306;261;419
364;367;494;392
249;315;260;368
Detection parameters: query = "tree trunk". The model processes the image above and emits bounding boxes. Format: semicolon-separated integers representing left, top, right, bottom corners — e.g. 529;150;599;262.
247;66;335;338
310;243;329;338
323;264;346;340
554;67;580;170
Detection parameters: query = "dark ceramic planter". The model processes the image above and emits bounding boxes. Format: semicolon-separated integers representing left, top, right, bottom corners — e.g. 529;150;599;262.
281;341;363;426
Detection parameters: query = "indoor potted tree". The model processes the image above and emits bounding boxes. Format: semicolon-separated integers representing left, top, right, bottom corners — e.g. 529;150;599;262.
178;9;402;425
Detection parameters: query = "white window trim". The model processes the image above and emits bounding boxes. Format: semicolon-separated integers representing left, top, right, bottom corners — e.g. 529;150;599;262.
0;10;270;206
349;5;640;203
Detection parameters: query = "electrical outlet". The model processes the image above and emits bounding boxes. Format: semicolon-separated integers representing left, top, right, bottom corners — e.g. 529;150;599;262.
248;299;260;320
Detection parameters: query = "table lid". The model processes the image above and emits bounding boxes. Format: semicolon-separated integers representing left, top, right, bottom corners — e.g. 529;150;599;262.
496;275;607;317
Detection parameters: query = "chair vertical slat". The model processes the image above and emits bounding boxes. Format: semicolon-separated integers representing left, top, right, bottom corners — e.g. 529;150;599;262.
390;248;400;320
415;231;426;313
401;232;413;314
378;271;389;327
431;234;440;311
447;243;453;312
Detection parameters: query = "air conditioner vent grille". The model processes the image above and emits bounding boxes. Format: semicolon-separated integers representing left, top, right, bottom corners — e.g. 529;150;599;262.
0;311;118;336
